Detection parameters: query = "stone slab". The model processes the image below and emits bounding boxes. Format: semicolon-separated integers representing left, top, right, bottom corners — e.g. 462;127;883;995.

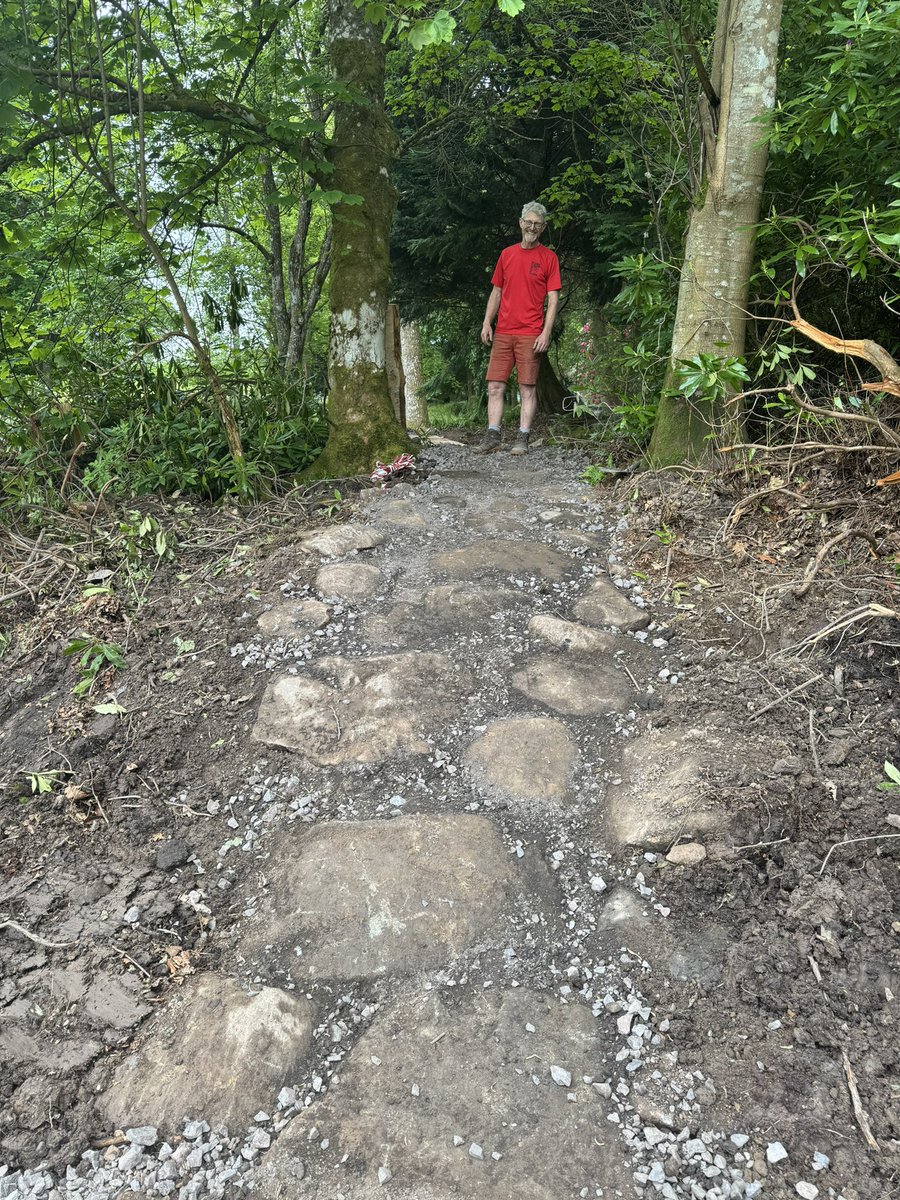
465;513;528;534
260;987;631;1200
358;483;418;504
257;599;330;638
528;615;618;654
552;527;604;550
252;652;471;764
572;578;651;631
464;717;579;804
301;524;385;558
608;728;727;847
430;540;570;581
241;815;518;979
511;656;631;716
99;974;314;1135
369;500;426;529
362;584;528;647
315;563;383;599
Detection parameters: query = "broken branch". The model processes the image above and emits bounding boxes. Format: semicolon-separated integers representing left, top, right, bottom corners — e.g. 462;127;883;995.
794;526;879;598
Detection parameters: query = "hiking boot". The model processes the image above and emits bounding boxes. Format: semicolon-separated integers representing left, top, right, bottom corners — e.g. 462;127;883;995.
473;428;502;455
509;430;530;457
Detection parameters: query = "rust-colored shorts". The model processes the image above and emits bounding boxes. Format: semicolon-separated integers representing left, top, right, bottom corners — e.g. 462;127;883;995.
486;333;541;386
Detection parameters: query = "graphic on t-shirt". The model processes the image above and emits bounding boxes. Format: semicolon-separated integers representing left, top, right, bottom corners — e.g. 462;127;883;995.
529;261;541;275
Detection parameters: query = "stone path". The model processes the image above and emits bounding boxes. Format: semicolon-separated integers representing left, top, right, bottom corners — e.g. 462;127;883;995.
6;445;815;1200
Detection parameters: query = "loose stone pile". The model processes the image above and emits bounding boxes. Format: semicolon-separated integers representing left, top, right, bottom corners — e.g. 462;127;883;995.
0;445;852;1200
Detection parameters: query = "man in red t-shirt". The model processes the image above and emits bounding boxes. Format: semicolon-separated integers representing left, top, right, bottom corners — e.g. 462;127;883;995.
475;202;561;456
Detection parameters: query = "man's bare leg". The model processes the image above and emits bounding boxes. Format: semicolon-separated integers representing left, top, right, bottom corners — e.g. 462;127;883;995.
473;380;507;453
487;380;506;427
518;384;537;432
510;383;538;456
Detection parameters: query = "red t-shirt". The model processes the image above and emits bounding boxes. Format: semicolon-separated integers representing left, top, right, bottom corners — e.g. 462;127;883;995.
491;243;562;336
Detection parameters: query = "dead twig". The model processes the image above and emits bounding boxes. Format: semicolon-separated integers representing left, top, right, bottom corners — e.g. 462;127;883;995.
109;943;152;980
732;836;791;852
0;918;76;949
779;604;899;655
794;525;879;598
841;1050;881;1152
808;708;821;778
749;674;823;720
819;832;900;875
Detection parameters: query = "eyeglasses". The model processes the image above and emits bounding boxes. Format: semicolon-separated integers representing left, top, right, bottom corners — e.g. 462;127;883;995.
521;220;545;229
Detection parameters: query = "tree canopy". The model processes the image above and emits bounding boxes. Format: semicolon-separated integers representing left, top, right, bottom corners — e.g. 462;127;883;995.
0;0;897;504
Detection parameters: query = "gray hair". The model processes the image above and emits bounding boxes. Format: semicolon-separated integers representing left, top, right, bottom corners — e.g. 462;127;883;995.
521;201;548;222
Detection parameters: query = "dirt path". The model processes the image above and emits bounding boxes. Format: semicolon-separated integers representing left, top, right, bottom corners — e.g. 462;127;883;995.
1;441;895;1200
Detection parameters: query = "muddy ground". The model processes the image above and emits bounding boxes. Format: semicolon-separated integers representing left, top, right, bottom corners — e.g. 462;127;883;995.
0;436;897;1199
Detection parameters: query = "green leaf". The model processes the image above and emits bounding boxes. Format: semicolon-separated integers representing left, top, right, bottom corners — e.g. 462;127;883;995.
93;701;127;715
885;761;900;785
497;0;525;13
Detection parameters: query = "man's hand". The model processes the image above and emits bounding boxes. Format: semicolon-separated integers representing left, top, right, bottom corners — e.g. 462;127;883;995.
533;330;550;353
481;322;494;346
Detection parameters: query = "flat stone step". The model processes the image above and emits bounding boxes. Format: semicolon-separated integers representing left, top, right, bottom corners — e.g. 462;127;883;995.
315;563;383;598
259;986;632;1199
573;578;651;631
528;614;618;654
430;539;571;581
511;655;631;715
608;727;730;847
301;524;385;558
240;815;520;980
252;652;471;764
464;716;579;805
366;499;426;529
363;583;530;647
98;974;314;1137
257;599;330;638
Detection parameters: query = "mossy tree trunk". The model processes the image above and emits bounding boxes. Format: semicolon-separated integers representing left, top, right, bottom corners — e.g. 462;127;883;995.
648;0;784;466
305;0;412;479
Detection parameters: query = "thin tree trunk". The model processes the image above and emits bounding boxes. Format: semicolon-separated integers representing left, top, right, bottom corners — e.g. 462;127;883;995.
384;303;406;426
262;154;290;360
304;0;410;478
401;320;427;430
648;0;783;465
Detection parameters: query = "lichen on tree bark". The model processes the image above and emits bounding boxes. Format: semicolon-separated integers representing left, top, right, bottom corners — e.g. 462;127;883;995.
304;0;411;479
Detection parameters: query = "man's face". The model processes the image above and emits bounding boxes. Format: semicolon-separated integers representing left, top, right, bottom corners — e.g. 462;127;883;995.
519;214;545;246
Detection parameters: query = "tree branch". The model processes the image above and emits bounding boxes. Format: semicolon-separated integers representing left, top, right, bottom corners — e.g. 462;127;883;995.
199;221;272;262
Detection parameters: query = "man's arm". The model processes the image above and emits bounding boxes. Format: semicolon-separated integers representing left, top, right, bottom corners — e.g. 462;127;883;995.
534;290;560;353
481;286;502;345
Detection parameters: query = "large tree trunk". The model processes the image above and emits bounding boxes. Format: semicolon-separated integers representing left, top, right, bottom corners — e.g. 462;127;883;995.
401;321;427;430
536;355;566;416
304;0;411;478
648;0;783;465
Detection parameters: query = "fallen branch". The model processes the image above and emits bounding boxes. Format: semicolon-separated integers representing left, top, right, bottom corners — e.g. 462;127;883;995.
841;1050;881;1152
794;526;879;598
789;390;900;447
749;674;823;719
790;306;900;400
779;604;899;655
820;832;900;875
721;440;900;456
0;918;76;949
